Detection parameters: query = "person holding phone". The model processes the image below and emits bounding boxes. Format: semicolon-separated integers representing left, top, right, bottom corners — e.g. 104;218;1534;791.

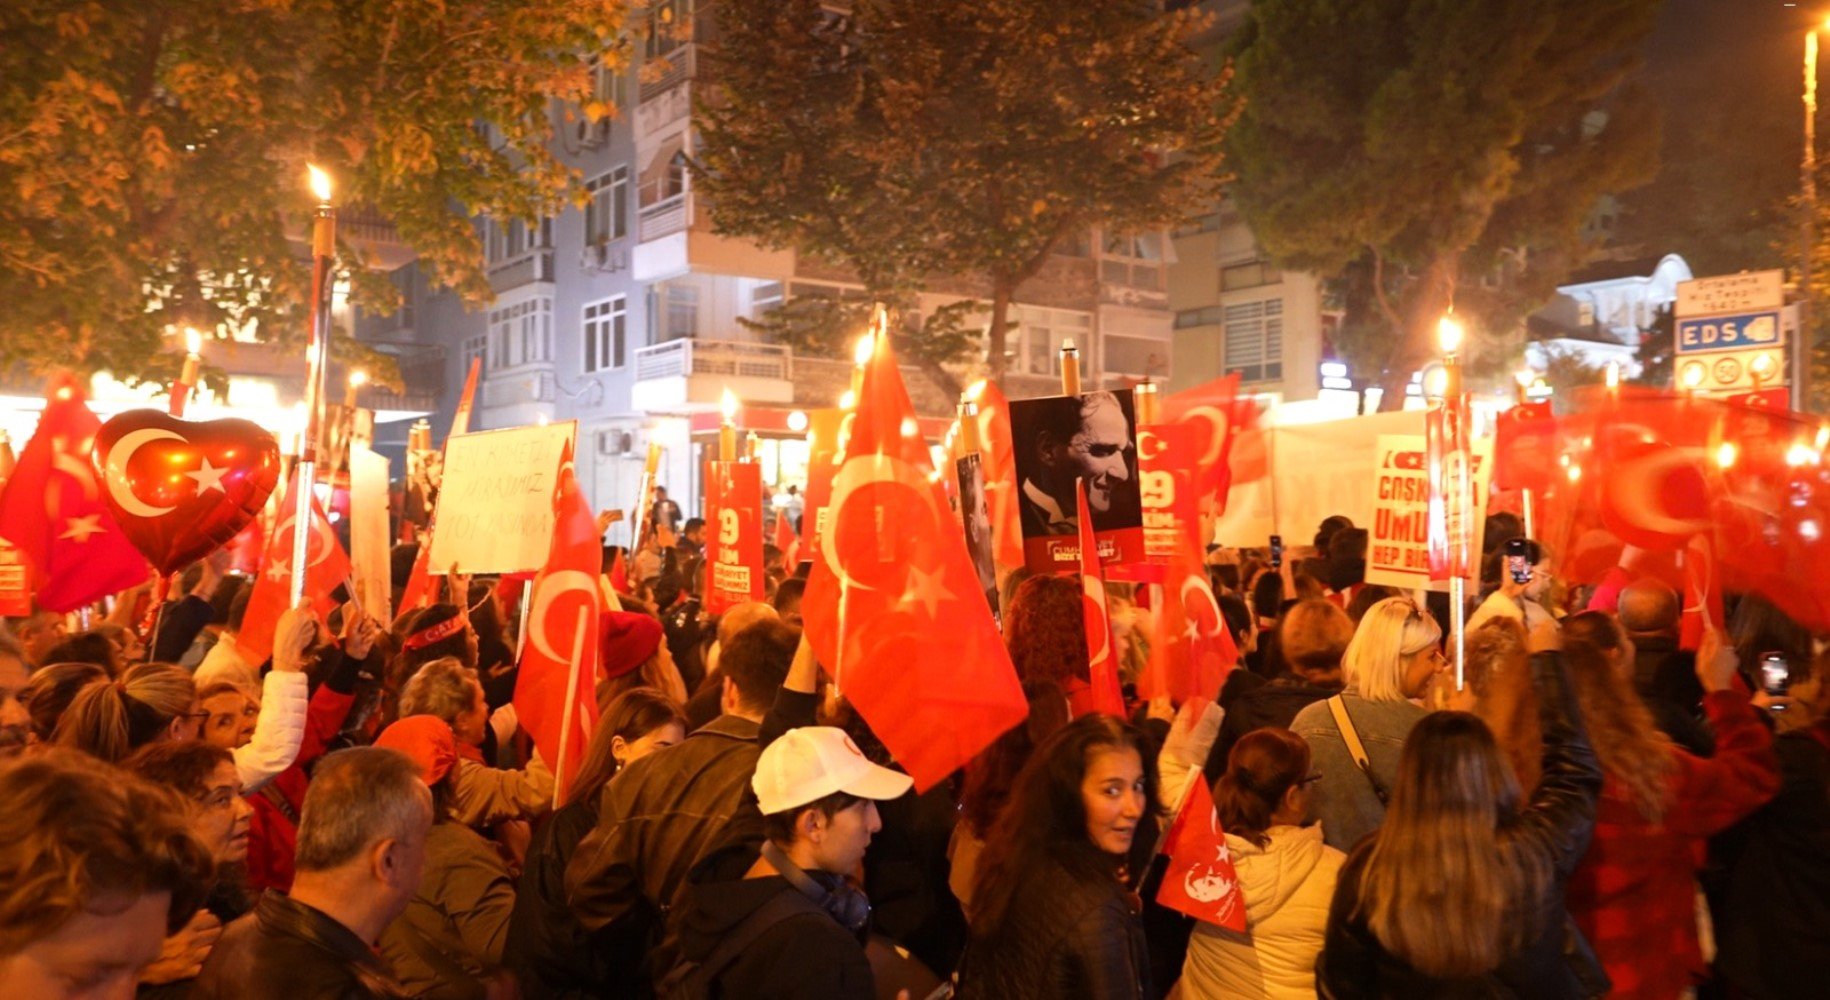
1468;538;1556;633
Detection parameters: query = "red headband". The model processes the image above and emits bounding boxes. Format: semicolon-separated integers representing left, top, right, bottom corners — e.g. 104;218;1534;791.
403;616;466;651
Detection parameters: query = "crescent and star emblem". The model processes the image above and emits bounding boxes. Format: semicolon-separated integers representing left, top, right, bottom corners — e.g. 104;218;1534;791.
528;569;598;663
1180;575;1224;643
1183;405;1232;469
1609;446;1710;538
819;452;947;593
103;427;185;518
274;504;339;569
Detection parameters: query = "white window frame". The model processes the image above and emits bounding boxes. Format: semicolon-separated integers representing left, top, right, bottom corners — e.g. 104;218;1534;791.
585;167;629;246
583;296;627;373
1222;298;1284;384
487;296;554;370
1012;305;1093;377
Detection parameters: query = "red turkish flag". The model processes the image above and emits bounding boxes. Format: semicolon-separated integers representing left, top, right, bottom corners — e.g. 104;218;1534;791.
514;444;602;804
802;332;1028;791
1157;768;1247;930
1709;402;1830;631
773;509;800;568
1142;544;1237;701
1162;373;1261;512
237;468;351;663
1493;401;1558;494
968;380;1025;573
398;542;437;612
1074;481;1125;718
0;374;151;611
0;434;30;616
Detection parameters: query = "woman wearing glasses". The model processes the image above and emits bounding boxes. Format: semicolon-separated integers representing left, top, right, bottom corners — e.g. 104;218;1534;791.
1176;727;1344;1000
1287;597;1443;851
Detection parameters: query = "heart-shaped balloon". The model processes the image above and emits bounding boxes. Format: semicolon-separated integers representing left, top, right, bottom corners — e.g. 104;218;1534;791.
91;410;281;575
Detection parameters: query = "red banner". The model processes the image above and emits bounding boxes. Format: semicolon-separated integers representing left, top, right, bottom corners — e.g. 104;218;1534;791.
0;437;27;616
1113;422;1200;583
704;460;765;614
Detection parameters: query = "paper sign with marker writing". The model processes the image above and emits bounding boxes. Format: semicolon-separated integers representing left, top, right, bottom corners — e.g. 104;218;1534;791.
428;422;577;575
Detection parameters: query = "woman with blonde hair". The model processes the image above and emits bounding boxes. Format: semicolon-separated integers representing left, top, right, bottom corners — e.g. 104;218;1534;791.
1287;597;1441;850
1318;622;1605;996
52;661;199;763
400;655;555;827
1556;612;1779;999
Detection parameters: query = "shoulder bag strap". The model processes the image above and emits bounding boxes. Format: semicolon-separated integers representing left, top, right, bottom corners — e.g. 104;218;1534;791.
1326;696;1388;805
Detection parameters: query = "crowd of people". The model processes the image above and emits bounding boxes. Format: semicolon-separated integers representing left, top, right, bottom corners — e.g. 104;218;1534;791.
2;498;1827;1000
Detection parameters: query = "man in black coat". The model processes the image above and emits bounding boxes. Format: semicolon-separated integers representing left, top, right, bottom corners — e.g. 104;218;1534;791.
1618;580;1714;757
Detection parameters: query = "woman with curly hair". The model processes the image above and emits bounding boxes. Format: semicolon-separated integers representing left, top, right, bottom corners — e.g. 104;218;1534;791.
1004;575;1103;715
956;714;1160;999
1557;612;1781;999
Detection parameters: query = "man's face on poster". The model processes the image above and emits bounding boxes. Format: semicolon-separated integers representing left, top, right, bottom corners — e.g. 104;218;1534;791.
1043;395;1131;514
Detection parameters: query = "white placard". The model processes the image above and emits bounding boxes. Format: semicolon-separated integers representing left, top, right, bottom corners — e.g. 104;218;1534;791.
1363;433;1491;592
349;445;392;623
428;422;577;575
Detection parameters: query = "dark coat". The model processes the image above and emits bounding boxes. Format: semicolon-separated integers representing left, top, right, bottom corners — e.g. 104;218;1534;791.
505;792;627;999
668;842;875;1000
1203;673;1342;786
190;891;408;1000
1631;635;1714;757
1315;652;1606;1000
956;858;1150;1000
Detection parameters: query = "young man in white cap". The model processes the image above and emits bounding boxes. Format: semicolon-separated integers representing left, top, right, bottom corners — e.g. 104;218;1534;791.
663;725;913;999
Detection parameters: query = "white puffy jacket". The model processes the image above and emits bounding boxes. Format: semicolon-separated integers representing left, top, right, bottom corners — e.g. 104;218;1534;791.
1177;823;1344;1000
231;670;308;794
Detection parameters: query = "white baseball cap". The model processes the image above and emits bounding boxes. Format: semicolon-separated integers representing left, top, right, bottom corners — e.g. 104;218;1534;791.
752;726;914;816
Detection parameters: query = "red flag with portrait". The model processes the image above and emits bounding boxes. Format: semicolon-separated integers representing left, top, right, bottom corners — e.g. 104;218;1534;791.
802;331;1027;791
514;443;602;804
237;468;350;663
0;375;151;611
1158;769;1247;930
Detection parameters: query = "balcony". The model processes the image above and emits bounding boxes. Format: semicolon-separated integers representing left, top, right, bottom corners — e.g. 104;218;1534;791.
639;194;690;242
635;66;693;143
638;43;696;103
631;338;794;411
486;249;556;295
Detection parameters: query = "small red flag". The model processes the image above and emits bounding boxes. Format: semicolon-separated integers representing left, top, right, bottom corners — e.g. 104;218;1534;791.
802;324;1028;791
1074;480;1125;718
1142;545;1237;702
1161;373;1245;506
0;374;151;611
773;507;800;568
1157;769;1247;930
237;469;351;663
969;380;1025;573
1493;400;1557;494
514;443;602;804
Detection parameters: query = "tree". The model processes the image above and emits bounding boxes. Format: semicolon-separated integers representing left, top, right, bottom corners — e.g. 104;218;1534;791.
695;0;1233;386
1539;343;1612;403
1225;0;1661;408
1;0;628;380
1632;305;1674;388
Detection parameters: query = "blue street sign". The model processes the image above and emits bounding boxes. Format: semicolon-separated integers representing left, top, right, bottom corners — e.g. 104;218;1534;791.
1676;311;1782;354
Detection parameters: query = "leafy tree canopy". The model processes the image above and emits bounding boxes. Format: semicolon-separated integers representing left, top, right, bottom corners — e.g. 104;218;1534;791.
1;0;627;380
1227;0;1661;405
695;0;1234;386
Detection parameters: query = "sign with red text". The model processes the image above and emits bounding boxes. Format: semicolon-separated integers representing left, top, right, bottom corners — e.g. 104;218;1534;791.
1112;422;1199;583
1366;434;1490;592
704;460;765;613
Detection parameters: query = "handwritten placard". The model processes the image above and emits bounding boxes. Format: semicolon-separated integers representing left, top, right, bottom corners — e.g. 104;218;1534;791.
428;422;577;575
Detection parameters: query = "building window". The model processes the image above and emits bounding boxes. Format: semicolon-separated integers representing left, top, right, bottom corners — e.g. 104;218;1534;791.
1174;306;1225;329
485;217;552;264
1101;231;1166;291
644;0;691;60
488;297;554;369
586;167;629;245
584;297;627;372
1013;306;1093;377
1223;299;1283;383
647;283;699;342
750;281;784;316
1221;258;1282;292
463;335;487;375
591;55;627;112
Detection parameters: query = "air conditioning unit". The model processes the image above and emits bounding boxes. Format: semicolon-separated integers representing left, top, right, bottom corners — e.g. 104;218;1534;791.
575;118;610;149
597;430;635;456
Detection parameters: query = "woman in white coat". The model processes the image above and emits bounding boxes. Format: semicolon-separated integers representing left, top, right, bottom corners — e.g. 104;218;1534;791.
1176;727;1344;1000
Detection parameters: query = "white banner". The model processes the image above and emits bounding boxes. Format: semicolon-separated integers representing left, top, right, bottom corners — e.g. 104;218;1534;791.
428;422;578;575
349;445;392;622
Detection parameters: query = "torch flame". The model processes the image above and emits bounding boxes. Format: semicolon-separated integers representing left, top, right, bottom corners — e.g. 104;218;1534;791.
348;368;368;388
307;164;333;203
720;387;739;422
1436;314;1465;354
184;327;202;356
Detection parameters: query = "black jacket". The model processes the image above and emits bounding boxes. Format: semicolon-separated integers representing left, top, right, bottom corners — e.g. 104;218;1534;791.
1630;636;1714;757
669;842;875;1000
504;791;636;999
1711;721;1830;999
190;891;408;999
956;858;1150;1000
1315;652;1606;1000
1203;673;1342;785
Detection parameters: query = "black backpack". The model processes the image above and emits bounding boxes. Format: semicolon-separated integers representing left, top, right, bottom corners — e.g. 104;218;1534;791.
654;890;823;1000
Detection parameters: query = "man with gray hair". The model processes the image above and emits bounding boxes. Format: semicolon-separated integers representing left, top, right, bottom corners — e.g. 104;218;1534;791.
192;747;433;999
1617;578;1713;756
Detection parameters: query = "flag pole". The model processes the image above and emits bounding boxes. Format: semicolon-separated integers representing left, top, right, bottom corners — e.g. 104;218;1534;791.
553;605;591;808
292;166;336;609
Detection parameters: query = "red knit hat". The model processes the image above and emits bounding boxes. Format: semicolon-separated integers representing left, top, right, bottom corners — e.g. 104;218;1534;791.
598;611;663;679
374;715;458;786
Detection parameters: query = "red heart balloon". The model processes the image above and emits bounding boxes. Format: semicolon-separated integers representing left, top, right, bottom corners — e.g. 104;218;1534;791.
90;410;281;575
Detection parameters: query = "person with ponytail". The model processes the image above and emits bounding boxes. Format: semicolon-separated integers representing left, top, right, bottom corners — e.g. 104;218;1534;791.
1317;620;1605;998
1557;611;1780;999
52;661;198;763
1180;728;1343;999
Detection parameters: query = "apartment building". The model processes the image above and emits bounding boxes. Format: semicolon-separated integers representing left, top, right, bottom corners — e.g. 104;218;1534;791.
359;0;1177;531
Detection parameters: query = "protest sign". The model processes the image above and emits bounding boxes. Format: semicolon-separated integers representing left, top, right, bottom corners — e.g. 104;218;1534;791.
1366;433;1490;591
1008;390;1145;573
1113;421;1200;583
427;422;576;575
704;460;765;613
1210;409;1422;545
348;444;391;621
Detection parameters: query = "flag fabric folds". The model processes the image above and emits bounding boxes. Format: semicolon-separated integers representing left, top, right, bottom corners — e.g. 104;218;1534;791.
801;331;1028;791
0;374;150;612
513;444;603;805
1075;480;1126;718
1142;544;1238;702
237;468;350;663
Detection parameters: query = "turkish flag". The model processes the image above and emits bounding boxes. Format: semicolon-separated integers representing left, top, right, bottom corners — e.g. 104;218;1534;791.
237;468;351;663
1142;544;1237;702
0;374;151;611
514;444;602;804
1157;765;1246;930
1074;480;1125;718
0;434;30;616
1162;373;1261;513
1709;402;1830;630
802;331;1028;791
1493;401;1557;493
773;508;800;568
969;381;1025;573
398;542;437;612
